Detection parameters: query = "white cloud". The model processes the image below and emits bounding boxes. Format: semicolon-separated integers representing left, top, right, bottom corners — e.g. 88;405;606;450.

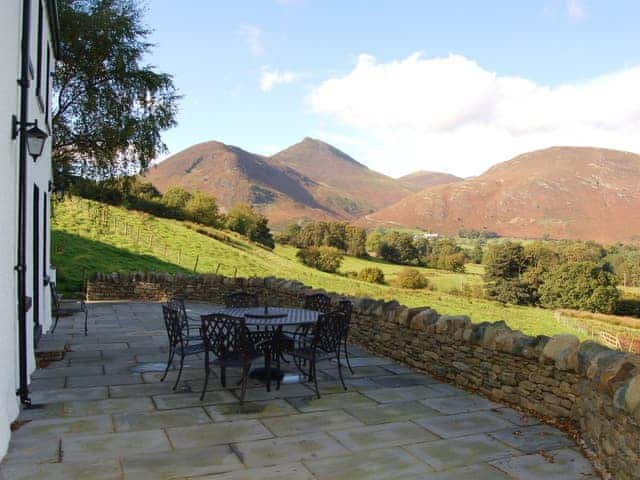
309;53;640;177
260;67;298;92
239;24;264;56
567;0;586;20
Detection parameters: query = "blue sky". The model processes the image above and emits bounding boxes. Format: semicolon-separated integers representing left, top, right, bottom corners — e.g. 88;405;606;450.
146;0;640;177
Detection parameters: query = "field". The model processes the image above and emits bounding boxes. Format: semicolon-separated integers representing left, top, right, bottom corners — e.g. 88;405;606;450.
53;197;584;338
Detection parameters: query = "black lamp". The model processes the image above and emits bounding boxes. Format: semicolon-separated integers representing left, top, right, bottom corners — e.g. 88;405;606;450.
12;115;48;161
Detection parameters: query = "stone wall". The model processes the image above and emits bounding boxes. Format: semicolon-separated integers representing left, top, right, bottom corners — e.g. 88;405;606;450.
88;272;640;479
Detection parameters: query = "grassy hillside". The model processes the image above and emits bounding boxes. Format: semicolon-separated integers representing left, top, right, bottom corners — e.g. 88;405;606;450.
52;197;582;338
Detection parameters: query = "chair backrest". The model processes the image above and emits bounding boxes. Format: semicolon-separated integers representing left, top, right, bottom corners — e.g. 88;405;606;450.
224;291;259;308
50;283;61;311
167;296;191;335
162;305;185;350
337;300;353;322
304;293;332;313
311;311;346;354
200;313;255;361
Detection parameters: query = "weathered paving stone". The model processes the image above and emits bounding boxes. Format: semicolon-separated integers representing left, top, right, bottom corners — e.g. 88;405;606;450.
30;386;109;404
206;399;297;422
414;410;516;438
0;460;122;480
66;374;144;388
61;430;172;462
489;425;574;454
491;407;541;427
165;419;272;448
2;434;61;464
196;463;315;480
108;382;187;398
381;363;415;374
32;365;104;379
113;407;212;432
234;432;350;468
344;401;442;425
371;374;438;388
121;445;243;479
262;410;363;436
362;386;438;403
11;415;113;439
404;434;520;470
328;421;439;451
236;383;314;402
416;463;513;479
422;394;500;415
322;365;393;379
490;447;597;479
305;447;434;479
153;391;237;410
287;392;376;413
338;356;393;367
63;397;155;417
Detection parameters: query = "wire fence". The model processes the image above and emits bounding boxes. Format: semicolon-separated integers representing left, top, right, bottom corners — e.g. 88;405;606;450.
555;311;640;353
79;199;238;277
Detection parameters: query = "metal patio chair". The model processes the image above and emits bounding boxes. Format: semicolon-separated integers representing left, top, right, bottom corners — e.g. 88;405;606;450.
303;292;333;313
200;313;273;404
167;296;202;344
337;299;355;374
160;305;205;390
51;282;88;335
289;311;347;398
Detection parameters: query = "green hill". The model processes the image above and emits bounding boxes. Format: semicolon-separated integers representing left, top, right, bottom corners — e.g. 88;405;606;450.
52;197;577;337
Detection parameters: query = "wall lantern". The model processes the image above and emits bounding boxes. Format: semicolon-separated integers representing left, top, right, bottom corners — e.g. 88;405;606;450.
11;115;48;161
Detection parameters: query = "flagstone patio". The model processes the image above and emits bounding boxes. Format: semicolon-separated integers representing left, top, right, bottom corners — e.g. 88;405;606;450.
0;302;598;479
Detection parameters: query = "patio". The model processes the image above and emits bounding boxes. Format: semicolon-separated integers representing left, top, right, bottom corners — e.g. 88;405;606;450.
0;302;597;479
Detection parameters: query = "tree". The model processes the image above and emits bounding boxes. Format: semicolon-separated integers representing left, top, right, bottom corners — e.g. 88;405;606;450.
395;268;428;289
296;246;343;273
225;203;274;248
539;262;619;313
483;242;533;304
54;0;180;182
184;192;221;227
162;187;193;209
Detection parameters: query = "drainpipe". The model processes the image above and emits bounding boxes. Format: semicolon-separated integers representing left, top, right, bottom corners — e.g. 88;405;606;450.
16;0;33;407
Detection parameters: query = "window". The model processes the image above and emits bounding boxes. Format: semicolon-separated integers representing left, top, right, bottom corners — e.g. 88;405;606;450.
35;1;44;108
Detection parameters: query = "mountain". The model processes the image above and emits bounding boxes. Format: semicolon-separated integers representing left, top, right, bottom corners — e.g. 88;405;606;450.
398;170;463;191
364;147;640;244
141;138;412;226
270;138;413;215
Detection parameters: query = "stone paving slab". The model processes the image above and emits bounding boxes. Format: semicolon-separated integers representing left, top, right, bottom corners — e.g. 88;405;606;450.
403;433;521;471
490;447;598;479
196;462;316;480
414;410;516;438
206;399;297;422
0;460;123;480
328;421;439;452
165;419;273;448
344;400;442;425
0;302;597;480
234;432;350;468
304;447;434;479
113;407;212;432
262;410;364;436
121;445;243;479
61;430;171;463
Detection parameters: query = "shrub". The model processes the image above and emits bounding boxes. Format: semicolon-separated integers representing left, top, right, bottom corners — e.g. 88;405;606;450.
395;268;428;289
539;262;620;314
225;203;275;249
296;246;343;273
184;191;221;227
357;267;385;284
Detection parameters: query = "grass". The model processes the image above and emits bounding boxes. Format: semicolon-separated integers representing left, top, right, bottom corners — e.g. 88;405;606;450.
52;197;588;338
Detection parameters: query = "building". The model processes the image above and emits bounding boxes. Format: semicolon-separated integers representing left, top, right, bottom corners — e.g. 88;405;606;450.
0;0;60;457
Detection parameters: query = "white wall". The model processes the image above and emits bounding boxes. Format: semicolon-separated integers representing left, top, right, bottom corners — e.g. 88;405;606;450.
0;0;55;458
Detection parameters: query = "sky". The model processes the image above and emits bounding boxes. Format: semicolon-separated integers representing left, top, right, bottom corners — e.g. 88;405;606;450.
146;0;640;178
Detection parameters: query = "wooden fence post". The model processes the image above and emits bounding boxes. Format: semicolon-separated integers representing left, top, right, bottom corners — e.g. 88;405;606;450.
193;255;199;272
178;249;182;264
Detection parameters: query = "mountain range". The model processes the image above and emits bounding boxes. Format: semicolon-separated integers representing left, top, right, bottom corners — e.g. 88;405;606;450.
142;140;640;243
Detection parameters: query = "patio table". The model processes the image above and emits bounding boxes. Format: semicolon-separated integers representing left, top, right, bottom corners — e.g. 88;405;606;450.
203;305;321;383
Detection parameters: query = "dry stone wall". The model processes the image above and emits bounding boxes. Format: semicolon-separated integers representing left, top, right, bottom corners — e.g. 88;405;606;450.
88;272;640;479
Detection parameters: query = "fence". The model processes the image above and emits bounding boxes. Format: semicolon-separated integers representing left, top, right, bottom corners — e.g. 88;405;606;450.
73;198;239;277
555;311;640;353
